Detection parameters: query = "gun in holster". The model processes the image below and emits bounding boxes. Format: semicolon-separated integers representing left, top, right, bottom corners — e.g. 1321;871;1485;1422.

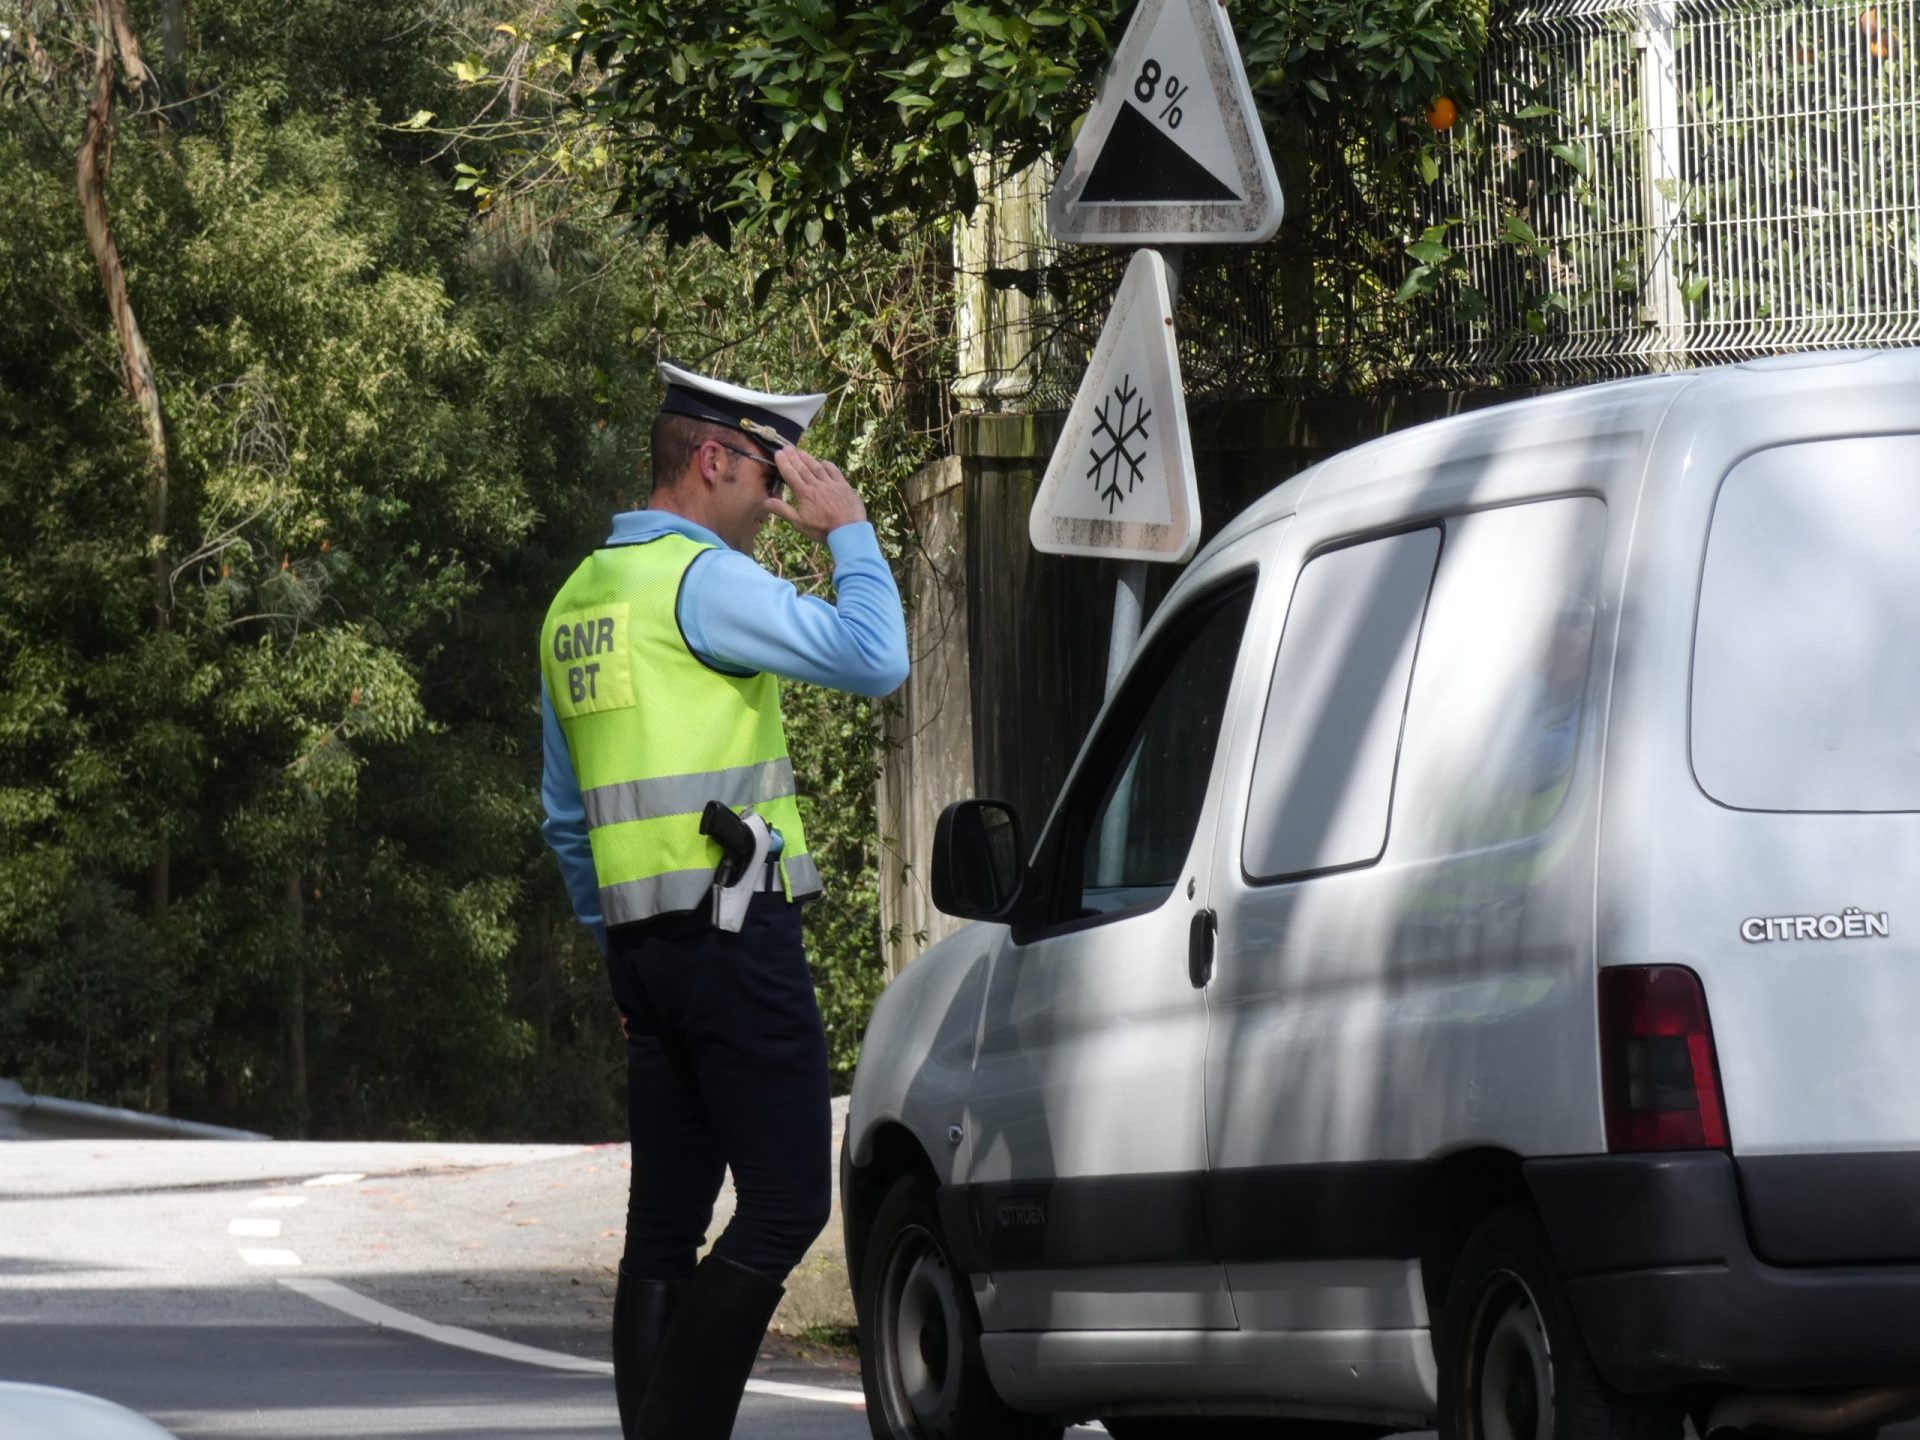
698;801;775;933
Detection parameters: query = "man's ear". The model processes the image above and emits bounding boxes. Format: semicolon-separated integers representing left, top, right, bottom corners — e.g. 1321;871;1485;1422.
689;440;722;490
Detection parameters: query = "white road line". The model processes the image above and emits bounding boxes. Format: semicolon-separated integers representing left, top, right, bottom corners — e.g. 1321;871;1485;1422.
280;1278;605;1374
249;1195;308;1210
240;1248;302;1266
229;1218;282;1238
303;1172;365;1187
744;1377;867;1407
277;1277;866;1407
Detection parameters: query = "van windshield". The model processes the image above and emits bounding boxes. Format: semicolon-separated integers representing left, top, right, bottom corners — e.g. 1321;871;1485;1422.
1692;435;1920;812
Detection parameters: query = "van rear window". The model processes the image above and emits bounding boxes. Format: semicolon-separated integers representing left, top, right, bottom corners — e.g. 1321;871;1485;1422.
1692;436;1920;812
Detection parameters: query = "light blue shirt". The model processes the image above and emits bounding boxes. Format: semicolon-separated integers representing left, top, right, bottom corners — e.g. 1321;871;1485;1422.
540;511;910;951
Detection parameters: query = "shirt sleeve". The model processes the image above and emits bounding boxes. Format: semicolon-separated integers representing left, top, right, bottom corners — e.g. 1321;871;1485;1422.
539;681;607;955
679;521;910;697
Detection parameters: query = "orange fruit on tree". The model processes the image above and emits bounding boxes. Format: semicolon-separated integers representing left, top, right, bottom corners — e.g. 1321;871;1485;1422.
1861;7;1880;39
1426;96;1459;130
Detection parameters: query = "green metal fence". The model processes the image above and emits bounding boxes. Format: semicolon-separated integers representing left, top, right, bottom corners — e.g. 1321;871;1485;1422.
954;0;1920;401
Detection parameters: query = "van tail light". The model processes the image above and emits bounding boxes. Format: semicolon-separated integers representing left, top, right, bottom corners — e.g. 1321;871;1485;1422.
1599;965;1730;1152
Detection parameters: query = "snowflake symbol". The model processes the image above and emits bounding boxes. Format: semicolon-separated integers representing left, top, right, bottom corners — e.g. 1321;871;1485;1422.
1086;374;1152;514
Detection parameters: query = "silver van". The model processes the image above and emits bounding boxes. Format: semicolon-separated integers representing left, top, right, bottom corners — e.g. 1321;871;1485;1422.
842;350;1920;1440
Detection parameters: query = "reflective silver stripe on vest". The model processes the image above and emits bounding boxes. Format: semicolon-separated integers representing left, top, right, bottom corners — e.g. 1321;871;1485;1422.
600;868;714;927
600;853;825;926
581;758;797;830
783;853;823;897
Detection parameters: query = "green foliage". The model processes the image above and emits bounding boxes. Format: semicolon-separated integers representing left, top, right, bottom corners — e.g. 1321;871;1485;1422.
1238;0;1483;137
565;0;1127;252
0;0;929;1128
564;0;1492;261
0;0;652;1136
555;0;1639;393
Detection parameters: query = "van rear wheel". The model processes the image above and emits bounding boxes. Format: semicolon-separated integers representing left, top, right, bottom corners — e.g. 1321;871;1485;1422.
1438;1206;1680;1440
858;1173;1060;1440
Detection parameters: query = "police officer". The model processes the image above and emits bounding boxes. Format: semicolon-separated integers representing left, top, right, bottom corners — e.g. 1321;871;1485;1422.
539;362;908;1438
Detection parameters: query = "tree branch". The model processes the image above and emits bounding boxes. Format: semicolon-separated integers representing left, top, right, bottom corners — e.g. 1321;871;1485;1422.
77;0;171;635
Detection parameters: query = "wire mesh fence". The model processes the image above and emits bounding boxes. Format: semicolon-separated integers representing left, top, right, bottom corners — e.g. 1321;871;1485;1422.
954;0;1920;406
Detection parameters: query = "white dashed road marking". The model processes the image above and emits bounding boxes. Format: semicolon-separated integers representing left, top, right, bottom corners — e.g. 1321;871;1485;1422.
303;1172;366;1187
278;1277;867;1407
229;1218;282;1238
240;1248;302;1267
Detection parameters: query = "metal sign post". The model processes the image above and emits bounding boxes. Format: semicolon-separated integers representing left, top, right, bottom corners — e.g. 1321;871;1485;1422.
1103;249;1182;697
1034;0;1279;694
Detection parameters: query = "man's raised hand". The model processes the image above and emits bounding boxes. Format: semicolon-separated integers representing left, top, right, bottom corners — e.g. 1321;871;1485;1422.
764;447;867;541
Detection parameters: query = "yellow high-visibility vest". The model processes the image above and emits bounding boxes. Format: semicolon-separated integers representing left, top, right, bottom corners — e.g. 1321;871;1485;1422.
540;532;817;926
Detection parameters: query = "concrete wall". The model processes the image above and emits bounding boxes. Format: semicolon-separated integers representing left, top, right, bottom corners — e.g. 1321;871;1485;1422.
876;457;976;978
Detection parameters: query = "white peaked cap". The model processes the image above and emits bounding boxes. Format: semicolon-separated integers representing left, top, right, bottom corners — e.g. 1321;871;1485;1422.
657;360;826;449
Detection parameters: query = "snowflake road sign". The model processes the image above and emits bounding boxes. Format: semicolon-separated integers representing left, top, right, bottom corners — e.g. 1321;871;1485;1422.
1048;0;1283;245
1031;250;1200;562
1089;374;1152;513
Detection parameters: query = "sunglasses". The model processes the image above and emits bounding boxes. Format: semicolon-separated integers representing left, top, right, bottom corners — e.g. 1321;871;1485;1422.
715;442;783;496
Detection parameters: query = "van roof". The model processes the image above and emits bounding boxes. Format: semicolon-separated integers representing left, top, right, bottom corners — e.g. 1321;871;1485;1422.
1193;349;1920;568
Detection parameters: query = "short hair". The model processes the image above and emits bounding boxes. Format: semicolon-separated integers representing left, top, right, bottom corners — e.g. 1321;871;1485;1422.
649;413;733;493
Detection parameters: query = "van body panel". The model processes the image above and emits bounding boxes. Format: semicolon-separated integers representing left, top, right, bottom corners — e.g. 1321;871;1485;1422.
979;1328;1436;1423
1200;372;1688;558
1598;353;1920;1158
844;922;997;1184
1197;398;1669;1370
1223;1259;1430;1330
1204;487;1636;1168
982;1265;1235;1332
843;350;1920;1421
962;531;1275;1336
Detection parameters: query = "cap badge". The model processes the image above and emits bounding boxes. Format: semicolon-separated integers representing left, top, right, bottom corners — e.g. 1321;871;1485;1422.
738;417;788;450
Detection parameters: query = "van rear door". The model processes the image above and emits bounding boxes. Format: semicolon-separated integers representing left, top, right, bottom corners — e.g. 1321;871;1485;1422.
1642;433;1920;1262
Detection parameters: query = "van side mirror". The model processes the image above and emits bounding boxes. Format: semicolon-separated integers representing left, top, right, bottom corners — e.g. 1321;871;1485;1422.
932;800;1025;922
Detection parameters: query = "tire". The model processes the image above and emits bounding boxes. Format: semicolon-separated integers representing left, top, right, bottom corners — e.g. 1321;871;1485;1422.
858;1173;1060;1440
1437;1205;1681;1440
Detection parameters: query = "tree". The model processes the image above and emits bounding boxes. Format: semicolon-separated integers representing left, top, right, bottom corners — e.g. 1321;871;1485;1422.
0;0;940;1130
0;0;652;1134
563;0;1486;257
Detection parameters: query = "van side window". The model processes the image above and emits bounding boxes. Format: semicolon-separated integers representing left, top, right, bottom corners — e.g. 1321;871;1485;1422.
1243;529;1441;882
1062;581;1255;921
1392;498;1605;854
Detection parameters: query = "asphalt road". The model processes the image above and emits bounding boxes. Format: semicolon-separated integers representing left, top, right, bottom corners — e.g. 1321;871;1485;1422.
0;1139;1106;1440
11;1141;1912;1440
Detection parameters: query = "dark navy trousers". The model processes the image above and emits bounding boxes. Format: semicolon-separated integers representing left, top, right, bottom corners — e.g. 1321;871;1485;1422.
605;893;832;1284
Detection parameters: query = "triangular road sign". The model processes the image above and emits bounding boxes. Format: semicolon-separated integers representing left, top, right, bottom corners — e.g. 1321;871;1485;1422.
1048;0;1283;244
1030;250;1201;563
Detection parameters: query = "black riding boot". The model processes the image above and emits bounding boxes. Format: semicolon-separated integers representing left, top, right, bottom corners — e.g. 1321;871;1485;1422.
634;1254;784;1439
613;1265;687;1438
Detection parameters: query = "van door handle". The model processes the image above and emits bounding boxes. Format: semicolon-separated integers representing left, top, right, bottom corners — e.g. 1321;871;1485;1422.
1188;908;1217;989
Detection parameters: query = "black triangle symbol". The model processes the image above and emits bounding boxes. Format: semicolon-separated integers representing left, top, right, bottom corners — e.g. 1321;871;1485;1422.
1078;101;1241;204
